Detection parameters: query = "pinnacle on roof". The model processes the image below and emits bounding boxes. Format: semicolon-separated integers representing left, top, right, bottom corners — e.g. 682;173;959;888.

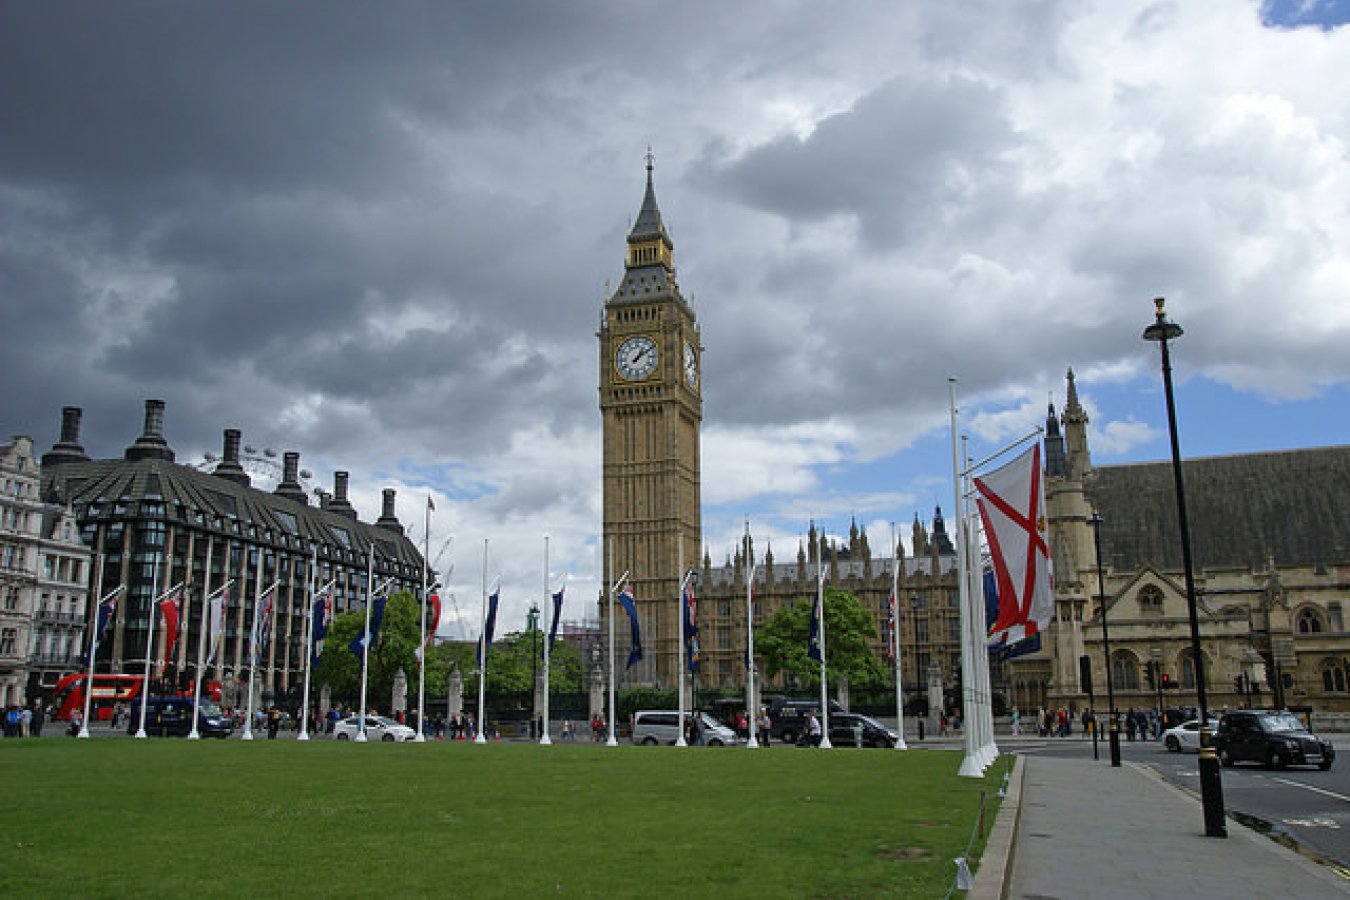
629;147;667;241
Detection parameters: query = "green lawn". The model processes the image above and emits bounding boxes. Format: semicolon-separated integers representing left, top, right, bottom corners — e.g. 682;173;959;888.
0;740;1005;898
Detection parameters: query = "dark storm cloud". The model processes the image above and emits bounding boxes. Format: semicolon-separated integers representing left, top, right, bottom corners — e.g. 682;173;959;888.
701;76;1020;250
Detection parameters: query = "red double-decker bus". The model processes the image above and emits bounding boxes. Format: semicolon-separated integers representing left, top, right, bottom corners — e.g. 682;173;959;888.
53;674;222;722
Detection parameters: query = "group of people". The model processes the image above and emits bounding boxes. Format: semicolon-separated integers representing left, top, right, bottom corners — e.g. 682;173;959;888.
2;700;48;737
1028;705;1169;740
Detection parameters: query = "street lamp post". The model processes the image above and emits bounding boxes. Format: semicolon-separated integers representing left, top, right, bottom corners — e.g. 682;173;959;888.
1143;297;1227;838
1089;512;1121;767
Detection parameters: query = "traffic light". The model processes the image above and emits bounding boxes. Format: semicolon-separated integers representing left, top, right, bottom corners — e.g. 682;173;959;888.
1144;660;1156;690
1160;673;1175;690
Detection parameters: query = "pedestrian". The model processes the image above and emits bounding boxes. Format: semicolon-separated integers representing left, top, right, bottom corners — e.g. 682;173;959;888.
31;701;45;737
1010;706;1020;736
69;706;82;736
1125;708;1137;741
759;710;772;746
267;706;281;739
806;710;822;747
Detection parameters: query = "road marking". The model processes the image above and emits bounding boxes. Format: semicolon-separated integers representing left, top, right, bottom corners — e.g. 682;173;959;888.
1272;776;1350;804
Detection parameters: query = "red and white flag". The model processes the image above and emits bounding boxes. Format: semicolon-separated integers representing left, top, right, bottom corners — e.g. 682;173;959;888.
975;444;1053;636
158;589;183;666
414;592;442;667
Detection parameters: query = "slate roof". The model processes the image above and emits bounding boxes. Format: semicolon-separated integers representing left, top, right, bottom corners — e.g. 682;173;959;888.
41;457;424;578
1085;445;1350;573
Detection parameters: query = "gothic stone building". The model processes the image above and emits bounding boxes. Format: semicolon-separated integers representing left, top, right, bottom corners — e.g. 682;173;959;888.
38;401;425;710
1006;371;1350;720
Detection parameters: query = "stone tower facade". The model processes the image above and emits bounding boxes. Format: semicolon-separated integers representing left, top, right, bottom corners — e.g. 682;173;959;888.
598;155;702;687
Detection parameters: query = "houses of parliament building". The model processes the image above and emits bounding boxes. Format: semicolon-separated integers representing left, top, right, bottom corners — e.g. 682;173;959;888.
600;159;1350;717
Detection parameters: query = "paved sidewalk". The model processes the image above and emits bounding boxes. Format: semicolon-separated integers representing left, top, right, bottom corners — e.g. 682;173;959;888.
998;755;1349;899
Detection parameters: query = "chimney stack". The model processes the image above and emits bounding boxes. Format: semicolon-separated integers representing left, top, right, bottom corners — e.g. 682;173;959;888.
41;405;90;468
375;488;404;535
274;451;309;505
124;399;176;462
327;471;357;519
212;428;250;486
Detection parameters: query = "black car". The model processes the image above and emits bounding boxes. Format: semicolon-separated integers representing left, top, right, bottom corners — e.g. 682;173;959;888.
128;696;234;738
1213;710;1334;771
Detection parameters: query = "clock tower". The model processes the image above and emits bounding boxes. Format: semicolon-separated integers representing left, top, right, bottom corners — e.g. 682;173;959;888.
599;153;702;687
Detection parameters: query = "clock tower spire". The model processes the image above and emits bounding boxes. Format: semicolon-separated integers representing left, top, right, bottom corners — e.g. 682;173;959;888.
599;152;702;688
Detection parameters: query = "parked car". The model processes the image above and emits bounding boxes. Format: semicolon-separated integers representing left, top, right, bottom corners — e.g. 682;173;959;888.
1162;717;1220;753
127;696;233;738
767;697;847;744
814;713;899;748
333;715;417;742
630;710;740;746
1213;710;1334;770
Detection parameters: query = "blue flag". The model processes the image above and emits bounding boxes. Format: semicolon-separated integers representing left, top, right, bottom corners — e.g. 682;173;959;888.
477;590;499;667
547;586;564;653
682;583;699;673
807;593;822;662
311;587;332;665
85;588;121;666
617;583;643;669
349;593;387;658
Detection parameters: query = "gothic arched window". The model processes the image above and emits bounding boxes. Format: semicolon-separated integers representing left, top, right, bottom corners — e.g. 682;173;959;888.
1111;653;1139;691
1320;659;1348;693
1138;585;1164;615
1297;608;1325;634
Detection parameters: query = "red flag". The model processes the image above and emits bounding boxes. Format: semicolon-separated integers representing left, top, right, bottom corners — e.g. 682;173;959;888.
158;590;182;665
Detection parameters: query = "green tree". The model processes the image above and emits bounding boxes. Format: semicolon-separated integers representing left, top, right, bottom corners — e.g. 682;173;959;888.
313;590;456;710
437;628;586;694
756;586;886;689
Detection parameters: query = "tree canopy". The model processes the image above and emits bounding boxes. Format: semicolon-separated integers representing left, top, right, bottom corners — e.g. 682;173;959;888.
755;586;886;689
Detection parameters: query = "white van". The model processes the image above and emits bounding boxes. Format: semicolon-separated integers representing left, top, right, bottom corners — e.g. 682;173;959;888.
631;710;740;746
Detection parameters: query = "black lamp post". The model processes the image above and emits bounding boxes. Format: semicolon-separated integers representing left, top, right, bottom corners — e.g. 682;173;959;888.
1143;297;1227;838
1089;512;1122;767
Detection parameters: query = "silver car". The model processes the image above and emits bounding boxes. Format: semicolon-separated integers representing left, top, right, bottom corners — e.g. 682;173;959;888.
333;714;417;742
1162;718;1219;753
631;710;740;746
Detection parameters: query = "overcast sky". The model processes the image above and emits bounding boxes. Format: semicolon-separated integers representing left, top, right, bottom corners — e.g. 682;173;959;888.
4;1;1348;638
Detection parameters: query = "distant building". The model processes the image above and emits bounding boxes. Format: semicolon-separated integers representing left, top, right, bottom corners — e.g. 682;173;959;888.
38;401;426;711
1007;371;1350;717
1;434;92;707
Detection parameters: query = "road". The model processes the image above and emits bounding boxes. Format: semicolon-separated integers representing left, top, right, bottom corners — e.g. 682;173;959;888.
1017;732;1350;867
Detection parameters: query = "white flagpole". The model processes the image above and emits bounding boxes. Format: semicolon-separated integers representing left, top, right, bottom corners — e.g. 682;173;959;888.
78;557;117;740
298;547;316;741
951;377;985;777
965;463;998;767
891;523;908;750
133;553;161;739
606;537;619;747
475;539;489;743
676;534;687;748
187;536;214;741
816;546;832;749
540;535;552;745
357;548;373;742
242;547;263;740
745;523;759;749
416;498;430;743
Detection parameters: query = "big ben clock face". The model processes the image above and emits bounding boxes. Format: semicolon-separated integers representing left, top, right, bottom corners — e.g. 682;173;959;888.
616;335;658;380
684;342;698;388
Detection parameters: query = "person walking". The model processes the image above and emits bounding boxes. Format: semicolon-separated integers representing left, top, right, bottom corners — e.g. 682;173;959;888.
1010;706;1020;736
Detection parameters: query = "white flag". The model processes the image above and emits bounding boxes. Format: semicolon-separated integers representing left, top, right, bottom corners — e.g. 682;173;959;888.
204;585;228;666
975;444;1053;636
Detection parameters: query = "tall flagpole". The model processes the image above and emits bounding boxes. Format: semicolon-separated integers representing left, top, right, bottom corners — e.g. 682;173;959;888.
744;522;759;748
951;377;985;777
964;440;996;768
133;551;161;739
676;534;687;748
187;536;214;741
416;497;430;743
357;548;373;742
77;554;109;740
816;543;832;750
475;539;488;743
540;535;552;745
298;547;316;741
242;546;263;740
891;523;908;750
606;536;618;747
